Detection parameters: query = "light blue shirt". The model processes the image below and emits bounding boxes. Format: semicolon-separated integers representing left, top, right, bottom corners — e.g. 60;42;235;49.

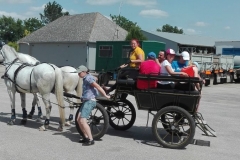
82;74;98;100
171;60;188;72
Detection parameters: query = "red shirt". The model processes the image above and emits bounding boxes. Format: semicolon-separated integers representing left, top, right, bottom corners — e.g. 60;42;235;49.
137;59;160;89
181;66;194;77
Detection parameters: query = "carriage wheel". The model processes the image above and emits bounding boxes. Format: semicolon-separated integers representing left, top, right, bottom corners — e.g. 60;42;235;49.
152;106;195;149
75;103;109;140
107;99;136;131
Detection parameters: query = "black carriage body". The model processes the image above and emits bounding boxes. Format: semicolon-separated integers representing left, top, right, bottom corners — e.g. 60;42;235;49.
134;89;200;113
114;68;202;114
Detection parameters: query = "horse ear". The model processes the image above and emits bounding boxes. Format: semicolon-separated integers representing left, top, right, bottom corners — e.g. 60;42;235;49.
0;41;5;48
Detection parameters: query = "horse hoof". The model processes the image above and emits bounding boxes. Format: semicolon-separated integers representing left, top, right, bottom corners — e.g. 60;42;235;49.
57;127;63;132
20;119;27;125
7;120;15;125
27;114;33;119
39;126;46;131
65;121;71;126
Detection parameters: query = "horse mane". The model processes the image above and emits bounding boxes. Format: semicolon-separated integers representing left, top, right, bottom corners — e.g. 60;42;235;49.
8;46;40;65
9;46;22;59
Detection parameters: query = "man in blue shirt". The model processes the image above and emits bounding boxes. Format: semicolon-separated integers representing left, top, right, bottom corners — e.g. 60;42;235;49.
172;51;190;72
76;65;110;146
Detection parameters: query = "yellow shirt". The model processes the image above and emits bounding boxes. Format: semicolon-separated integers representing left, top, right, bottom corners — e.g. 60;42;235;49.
129;47;145;68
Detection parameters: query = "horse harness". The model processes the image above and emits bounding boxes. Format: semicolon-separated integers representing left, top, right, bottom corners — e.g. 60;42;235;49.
2;58;56;93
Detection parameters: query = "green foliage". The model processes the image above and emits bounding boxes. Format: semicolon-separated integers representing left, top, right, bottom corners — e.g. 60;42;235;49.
0;15;24;42
110;14;147;41
24;18;44;32
110;14;139;32
40;1;69;25
8;41;19;51
125;27;147;41
157;24;183;34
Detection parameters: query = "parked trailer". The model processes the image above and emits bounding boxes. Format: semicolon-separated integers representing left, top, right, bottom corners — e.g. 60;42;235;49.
213;55;234;83
191;54;213;86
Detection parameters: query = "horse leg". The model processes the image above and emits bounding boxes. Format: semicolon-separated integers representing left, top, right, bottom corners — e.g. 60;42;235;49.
30;93;43;122
39;93;52;131
65;98;74;126
6;89;16;125
20;93;27;125
28;94;36;119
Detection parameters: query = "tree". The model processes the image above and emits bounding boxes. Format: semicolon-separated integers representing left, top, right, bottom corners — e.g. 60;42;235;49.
24;18;44;33
125;27;147;41
40;1;69;25
110;14;147;40
157;24;183;34
0;15;24;42
110;14;139;32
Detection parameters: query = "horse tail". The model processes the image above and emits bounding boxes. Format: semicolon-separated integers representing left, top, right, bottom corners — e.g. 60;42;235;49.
54;67;65;125
75;77;83;103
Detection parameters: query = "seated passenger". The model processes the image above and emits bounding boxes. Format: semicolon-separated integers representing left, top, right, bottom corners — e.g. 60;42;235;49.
137;52;160;89
175;61;202;91
171;51;189;72
102;39;145;94
156;49;188;89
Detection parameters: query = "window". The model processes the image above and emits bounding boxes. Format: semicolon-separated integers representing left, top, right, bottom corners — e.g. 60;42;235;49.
122;45;131;58
99;45;113;58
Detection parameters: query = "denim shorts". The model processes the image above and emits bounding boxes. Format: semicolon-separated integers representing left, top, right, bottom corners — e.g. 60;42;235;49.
79;100;96;118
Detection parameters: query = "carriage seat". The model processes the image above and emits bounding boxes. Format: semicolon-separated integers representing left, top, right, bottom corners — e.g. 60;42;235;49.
117;79;136;86
147;88;200;95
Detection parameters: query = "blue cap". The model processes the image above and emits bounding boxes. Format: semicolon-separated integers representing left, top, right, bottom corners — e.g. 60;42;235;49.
147;52;156;59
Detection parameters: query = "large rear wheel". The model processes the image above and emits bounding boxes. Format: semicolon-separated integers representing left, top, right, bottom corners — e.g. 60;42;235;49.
152;106;195;149
75;103;109;140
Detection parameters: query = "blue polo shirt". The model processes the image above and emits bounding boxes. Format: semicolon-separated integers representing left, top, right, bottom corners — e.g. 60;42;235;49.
82;74;98;100
171;61;188;72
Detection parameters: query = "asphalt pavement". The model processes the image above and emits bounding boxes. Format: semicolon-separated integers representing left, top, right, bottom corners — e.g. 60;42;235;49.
0;65;240;160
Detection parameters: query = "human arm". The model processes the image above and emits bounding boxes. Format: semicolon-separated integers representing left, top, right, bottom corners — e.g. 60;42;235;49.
155;58;161;67
165;65;188;77
131;53;144;63
91;82;110;99
193;66;202;90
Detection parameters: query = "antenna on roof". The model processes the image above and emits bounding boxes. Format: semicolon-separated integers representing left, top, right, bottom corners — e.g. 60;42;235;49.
112;1;123;40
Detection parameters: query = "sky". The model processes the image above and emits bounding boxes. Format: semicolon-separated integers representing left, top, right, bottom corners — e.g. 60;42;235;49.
0;0;240;41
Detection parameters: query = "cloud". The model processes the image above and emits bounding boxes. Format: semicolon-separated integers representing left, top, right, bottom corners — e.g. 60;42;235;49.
0;11;27;19
126;0;157;7
195;22;208;27
29;4;46;12
224;26;230;30
86;0;120;5
139;9;168;18
0;0;32;3
184;28;203;35
86;0;157;7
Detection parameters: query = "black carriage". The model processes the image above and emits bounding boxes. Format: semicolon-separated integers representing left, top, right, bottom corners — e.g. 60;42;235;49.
66;68;216;149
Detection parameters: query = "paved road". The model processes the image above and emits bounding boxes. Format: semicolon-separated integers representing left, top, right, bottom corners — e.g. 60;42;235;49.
0;65;240;160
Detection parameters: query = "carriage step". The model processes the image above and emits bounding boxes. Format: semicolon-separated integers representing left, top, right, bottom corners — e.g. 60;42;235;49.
196;120;207;125
202;130;217;137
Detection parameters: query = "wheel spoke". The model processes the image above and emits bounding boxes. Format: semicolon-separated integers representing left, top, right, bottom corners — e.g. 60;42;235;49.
93;108;98;116
124;117;130;122
121;118;125;125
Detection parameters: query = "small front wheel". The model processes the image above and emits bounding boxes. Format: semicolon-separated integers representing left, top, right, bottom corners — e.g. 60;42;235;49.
152;106;195;149
75;103;109;140
107;99;136;131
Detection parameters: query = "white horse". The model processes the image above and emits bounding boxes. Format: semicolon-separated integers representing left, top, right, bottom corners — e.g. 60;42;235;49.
0;44;65;131
12;48;82;126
